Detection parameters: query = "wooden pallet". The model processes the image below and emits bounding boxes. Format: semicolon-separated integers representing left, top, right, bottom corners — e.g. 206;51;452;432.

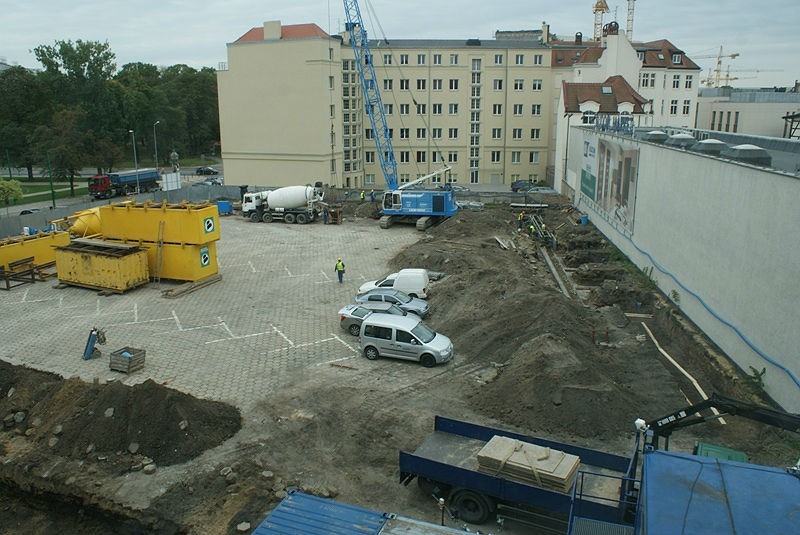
161;273;222;299
476;436;580;493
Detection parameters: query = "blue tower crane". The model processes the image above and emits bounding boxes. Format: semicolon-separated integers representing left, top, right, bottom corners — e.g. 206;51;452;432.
343;0;458;230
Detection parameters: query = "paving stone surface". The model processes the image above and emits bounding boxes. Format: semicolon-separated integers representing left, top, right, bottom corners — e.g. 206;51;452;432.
0;217;424;411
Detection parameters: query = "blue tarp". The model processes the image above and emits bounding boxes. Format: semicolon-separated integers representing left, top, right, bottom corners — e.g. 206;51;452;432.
252;491;387;534
641;450;800;534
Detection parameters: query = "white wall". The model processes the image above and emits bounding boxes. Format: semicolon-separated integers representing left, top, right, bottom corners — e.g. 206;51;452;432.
569;128;800;411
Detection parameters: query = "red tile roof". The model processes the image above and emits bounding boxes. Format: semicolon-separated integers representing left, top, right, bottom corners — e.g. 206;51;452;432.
562;75;649;114
635;39;700;70
235;23;330;43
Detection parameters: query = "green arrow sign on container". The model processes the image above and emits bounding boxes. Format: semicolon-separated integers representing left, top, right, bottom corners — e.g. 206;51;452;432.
200;246;210;267
204;217;215;233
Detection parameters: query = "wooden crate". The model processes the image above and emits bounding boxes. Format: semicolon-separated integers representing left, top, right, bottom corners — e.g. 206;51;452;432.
476;435;580;493
109;347;145;374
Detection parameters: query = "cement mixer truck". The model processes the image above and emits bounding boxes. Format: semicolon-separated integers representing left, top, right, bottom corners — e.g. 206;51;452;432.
242;183;324;224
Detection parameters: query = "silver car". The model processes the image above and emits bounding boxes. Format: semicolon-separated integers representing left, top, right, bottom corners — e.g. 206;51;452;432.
354;289;430;318
338;303;406;336
358;314;453;367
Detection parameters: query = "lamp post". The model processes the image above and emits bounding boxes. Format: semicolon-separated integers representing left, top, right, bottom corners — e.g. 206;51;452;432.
153;120;160;172
129;129;139;194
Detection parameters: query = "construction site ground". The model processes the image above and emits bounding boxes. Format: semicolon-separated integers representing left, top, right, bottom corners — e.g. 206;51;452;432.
1;198;797;534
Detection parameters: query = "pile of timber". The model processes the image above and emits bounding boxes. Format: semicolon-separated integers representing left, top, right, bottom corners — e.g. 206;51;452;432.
476;436;579;493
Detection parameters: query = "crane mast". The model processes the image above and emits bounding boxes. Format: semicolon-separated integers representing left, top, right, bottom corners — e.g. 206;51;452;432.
342;0;398;190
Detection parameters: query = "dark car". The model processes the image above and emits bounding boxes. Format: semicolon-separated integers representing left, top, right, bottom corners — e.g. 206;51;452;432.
511;179;536;192
19;208;42;215
196;166;219;176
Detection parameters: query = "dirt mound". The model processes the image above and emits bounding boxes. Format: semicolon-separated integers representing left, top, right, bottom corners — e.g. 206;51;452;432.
0;361;241;466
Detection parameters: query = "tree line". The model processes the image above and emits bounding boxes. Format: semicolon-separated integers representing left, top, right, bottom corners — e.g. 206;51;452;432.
0;39;219;194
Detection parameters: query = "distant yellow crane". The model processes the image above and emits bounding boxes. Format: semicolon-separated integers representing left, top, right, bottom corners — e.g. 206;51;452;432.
593;0;610;41
693;46;740;87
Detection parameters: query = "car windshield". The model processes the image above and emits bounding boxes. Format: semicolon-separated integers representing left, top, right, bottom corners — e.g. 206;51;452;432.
387;305;406;316
352;307;370;318
390;291;412;304
411;322;436;344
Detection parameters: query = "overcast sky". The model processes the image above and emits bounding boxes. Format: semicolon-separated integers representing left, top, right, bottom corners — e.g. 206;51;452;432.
2;0;796;88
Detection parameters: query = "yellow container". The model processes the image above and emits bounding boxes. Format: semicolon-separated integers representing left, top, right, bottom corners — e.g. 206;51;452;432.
54;238;149;293
98;202;220;244
105;239;218;282
0;231;71;268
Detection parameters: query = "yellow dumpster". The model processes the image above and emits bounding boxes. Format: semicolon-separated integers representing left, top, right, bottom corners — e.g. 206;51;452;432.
98;202;220;244
0;231;70;268
54;238;149;293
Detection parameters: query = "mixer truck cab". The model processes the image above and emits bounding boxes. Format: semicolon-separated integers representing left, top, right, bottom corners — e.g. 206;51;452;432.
242;182;324;224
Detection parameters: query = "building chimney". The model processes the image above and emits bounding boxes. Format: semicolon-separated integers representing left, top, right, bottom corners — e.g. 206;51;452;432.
575;32;583;45
541;21;550;44
263;20;281;40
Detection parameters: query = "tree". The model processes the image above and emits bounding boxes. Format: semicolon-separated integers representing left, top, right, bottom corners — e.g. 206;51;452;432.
28;108;89;195
0;179;24;215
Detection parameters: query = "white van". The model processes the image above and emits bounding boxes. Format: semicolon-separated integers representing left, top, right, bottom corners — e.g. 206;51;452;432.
358;268;430;299
359;314;453;367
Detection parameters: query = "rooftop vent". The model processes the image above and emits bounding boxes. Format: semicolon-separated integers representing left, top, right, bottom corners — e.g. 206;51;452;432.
466;38;481;46
637;130;668;143
690;139;728;156
664;133;696;149
720;144;772;167
575;32;583;45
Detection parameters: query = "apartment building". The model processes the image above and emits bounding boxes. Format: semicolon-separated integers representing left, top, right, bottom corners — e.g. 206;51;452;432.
695;86;800;138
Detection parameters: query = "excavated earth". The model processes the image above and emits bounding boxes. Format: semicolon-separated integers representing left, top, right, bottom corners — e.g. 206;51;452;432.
1;199;797;534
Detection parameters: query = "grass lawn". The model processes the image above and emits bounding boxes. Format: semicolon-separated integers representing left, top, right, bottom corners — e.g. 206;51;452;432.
17;187;89;204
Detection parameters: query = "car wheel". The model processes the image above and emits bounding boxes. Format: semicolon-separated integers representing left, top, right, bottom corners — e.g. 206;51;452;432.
296;213;308;224
284;213;296;224
364;346;379;360
348;324;360;336
261;212;273;223
249;212;260;223
420;354;436;368
450;490;492;524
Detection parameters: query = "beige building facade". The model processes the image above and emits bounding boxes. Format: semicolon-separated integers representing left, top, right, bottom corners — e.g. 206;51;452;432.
695;87;800;138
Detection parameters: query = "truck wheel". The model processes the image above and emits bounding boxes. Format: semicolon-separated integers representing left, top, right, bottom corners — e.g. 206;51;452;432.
249;212;260;223
284;213;296;224
420;354;436;368
451;490;492;524
296;213;308;224
364;346;379;360
261;212;273;223
348;324;361;336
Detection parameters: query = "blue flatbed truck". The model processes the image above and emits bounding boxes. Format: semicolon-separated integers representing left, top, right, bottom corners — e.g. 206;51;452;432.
89;168;160;199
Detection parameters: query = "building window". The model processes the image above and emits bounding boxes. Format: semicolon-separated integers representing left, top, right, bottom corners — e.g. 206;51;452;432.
400;128;409;139
685;75;693;89
384;104;393;115
416;128;426;139
470;111;480;122
637;51;644;61
417;79;426;90
582;111;596;124
471;72;481;84
733;111;739;132
449;78;459;90
433;54;442;65
400;151;410;163
400;54;408;65
682;99;691;115
512;128;522;140
329;76;334;89
450;54;459;65
471;59;482;72
493;79;503;91
530;128;540;140
417;103;426;115
416;151;426;163
400;174;409;183
433;79;442;91
471;86;481;97
448;151;458;163
330;104;335;118
531;103;541;115
534;54;543;65
383;54;392;65
492;103;502;115
515;54;524;65
432;152;441;163
669;99;678;115
710;111;716;130
492;128;502;139
448;128;458;139
529;151;539;164
432;103;442;115
342;60;349;71
470;170;479;183
511;151;521;163
400;79;410;91
400;104;409;115
640;72;654;88
432;128;442;139
513;79;524;91
673;74;680;89
365;151;375;163
470;124;480;134
494;54;503;65
471;98;480;110
383;79;393;91
513;104;523;116
449;103;459;115
470;135;479;146
672;53;681;64
491;151;501;163
330;159;336;172
532;79;542;91
417;54;426;65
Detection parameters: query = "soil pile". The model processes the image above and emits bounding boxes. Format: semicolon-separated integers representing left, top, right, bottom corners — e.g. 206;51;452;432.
0;362;241;466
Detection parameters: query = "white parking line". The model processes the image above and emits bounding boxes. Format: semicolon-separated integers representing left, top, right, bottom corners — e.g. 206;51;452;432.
284;267;292;276
271;324;294;346
73;308;136;319
106;317;174;327
321;270;331;281
172;310;183;331
134;303;138;323
269;336;335;353
205;329;273;345
219;316;236;337
317;355;358;366
332;333;358;353
20;289;29;303
249;261;257;273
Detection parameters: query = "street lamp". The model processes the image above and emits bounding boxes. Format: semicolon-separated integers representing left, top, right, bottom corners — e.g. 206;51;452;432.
129;129;140;194
153;121;160;172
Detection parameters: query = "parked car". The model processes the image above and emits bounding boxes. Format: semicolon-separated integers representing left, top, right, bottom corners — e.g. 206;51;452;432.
19;208;42;215
358;268;430;299
196;166;219;176
511;179;536;192
338;302;407;336
358;314;453;367
354;289;430;318
193;177;224;186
